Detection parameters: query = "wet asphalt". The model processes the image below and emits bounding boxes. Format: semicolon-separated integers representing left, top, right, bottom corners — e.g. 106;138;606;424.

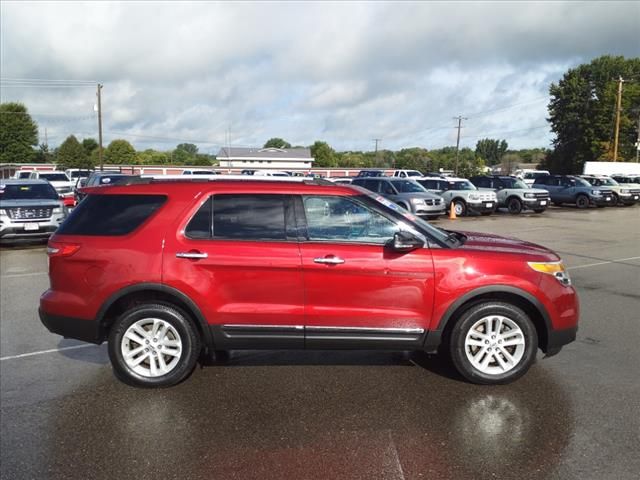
0;206;639;480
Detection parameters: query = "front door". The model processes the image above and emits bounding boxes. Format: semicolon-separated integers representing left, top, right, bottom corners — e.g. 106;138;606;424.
297;195;435;349
163;193;305;349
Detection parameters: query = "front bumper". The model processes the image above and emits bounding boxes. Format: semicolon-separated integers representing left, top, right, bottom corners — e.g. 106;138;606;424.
468;200;496;213
544;326;578;357
617;193;640;205
39;308;104;344
591;195;613;206
414;204;446;217
0;216;63;241
523;197;550;209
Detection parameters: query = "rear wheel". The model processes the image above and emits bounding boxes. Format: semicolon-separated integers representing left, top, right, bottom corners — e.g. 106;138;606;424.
108;303;201;388
576;194;590;209
453;199;467;217
449;302;538;385
507;197;523;214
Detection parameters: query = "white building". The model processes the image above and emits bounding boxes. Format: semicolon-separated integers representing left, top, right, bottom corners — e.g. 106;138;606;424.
217;147;314;170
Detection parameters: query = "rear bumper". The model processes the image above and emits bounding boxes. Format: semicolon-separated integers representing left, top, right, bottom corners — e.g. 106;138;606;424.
39;308;104;344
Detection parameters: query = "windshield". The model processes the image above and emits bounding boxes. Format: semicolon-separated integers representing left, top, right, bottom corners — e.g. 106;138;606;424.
393;180;427;193
503;178;529;189
98;176;131;185
191;171;215;175
40;173;69;182
574;178;591;187
524;172;546;179
406;171;423;177
449;181;476;190
0;183;59;200
17;172;32;179
358;191;452;246
594;178;617;186
68;171;91;178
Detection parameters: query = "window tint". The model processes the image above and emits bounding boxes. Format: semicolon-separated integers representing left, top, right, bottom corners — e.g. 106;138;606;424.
58;194;166;236
303;196;399;244
185;197;212;239
213;194;287;241
379;181;396;195
0;183;59;200
474;177;490;188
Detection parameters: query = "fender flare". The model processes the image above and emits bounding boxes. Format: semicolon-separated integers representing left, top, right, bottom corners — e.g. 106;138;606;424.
423;285;552;353
96;283;213;346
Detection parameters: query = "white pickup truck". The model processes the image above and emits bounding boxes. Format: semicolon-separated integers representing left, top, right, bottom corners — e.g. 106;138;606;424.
392;169;424;178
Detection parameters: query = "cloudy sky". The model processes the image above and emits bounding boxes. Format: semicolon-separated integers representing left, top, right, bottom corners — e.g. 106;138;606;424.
1;1;638;154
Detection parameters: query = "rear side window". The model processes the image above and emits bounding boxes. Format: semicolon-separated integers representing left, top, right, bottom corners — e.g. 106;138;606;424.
211;194;289;241
58;194;166;236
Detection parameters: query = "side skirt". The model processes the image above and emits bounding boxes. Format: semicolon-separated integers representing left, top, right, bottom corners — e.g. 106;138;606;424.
210;324;426;350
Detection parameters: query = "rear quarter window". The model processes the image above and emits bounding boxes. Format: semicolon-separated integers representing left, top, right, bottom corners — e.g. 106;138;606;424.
58;194;166;236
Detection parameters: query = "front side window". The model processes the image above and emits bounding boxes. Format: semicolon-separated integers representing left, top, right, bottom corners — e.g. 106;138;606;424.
379;181;396;195
212;194;288;241
450;181;476;191
392;180;426;193
303;196;399;244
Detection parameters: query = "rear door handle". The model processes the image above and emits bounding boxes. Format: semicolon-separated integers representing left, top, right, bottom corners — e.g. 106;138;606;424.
176;252;208;259
314;256;345;265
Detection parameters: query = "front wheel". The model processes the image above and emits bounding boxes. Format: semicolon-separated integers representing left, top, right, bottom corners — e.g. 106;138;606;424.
507;197;523;214
453;199;467;217
576;194;590;209
108;303;201;388
449;302;538;385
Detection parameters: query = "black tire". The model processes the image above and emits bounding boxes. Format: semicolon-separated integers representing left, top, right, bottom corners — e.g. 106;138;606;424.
575;194;590;209
507;197;523;214
108;303;201;388
611;192;620;207
453;199;467;217
449;302;538;385
533;208;546;214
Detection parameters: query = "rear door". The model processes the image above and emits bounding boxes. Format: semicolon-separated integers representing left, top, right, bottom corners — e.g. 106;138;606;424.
162;193;305;349
297;194;434;349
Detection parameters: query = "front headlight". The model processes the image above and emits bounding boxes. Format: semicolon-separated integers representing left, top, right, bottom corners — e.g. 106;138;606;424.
591;190;602;196
0;209;6;215
410;198;426;205
524;193;535;198
52;207;62;214
528;261;571;286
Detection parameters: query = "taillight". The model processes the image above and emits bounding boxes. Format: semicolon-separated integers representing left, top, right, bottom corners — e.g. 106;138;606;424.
47;241;81;257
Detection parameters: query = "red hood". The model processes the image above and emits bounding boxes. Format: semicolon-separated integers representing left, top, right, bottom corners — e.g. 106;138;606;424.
457;230;560;261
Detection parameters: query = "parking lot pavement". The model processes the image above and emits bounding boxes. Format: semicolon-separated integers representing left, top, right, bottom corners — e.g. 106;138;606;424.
1;207;639;480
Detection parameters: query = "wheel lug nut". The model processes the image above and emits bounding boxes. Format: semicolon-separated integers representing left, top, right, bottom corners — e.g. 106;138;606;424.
485;340;490;344
153;338;157;342
488;347;492;351
144;348;149;352
145;340;149;345
498;340;502;344
491;335;496;339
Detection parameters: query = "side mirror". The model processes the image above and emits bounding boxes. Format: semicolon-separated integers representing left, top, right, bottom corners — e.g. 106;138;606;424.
387;231;424;252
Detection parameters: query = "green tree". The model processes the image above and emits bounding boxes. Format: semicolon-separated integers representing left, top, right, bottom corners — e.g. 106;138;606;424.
0;102;38;163
56;135;91;169
176;143;198;155
263;138;291;149
82;138;99;157
34;143;54;163
310;140;337;167
104;139;136;164
475;138;508;166
547;55;640;173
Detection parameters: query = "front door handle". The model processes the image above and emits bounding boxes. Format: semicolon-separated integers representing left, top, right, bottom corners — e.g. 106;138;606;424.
176;251;208;259
314;256;345;265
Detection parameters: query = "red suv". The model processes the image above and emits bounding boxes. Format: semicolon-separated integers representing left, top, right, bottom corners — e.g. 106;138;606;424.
40;178;578;387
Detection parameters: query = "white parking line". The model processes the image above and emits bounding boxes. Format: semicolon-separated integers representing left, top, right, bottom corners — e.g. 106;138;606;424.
0;271;48;279
567;256;640;271
0;344;98;361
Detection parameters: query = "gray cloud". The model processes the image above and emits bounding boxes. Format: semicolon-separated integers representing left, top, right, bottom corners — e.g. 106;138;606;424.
1;1;638;153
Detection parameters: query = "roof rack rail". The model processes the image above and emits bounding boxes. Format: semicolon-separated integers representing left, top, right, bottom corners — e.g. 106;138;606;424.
135;174;337;186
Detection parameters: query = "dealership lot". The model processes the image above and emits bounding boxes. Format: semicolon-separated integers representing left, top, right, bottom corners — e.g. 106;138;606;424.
1;207;638;479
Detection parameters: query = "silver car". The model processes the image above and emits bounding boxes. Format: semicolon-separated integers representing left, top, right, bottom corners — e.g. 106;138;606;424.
351;177;446;219
0;180;68;242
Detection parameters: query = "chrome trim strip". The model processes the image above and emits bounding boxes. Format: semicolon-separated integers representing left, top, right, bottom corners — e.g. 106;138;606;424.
305;326;424;334
222;324;304;330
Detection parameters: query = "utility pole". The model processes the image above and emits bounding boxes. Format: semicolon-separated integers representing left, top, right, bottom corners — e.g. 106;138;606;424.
635;112;640;163
44;128;48;146
613;76;624;162
373;138;381;153
97;83;104;171
453;116;467;175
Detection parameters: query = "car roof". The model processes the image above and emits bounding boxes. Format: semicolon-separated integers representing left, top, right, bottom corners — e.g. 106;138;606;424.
83;177;359;197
